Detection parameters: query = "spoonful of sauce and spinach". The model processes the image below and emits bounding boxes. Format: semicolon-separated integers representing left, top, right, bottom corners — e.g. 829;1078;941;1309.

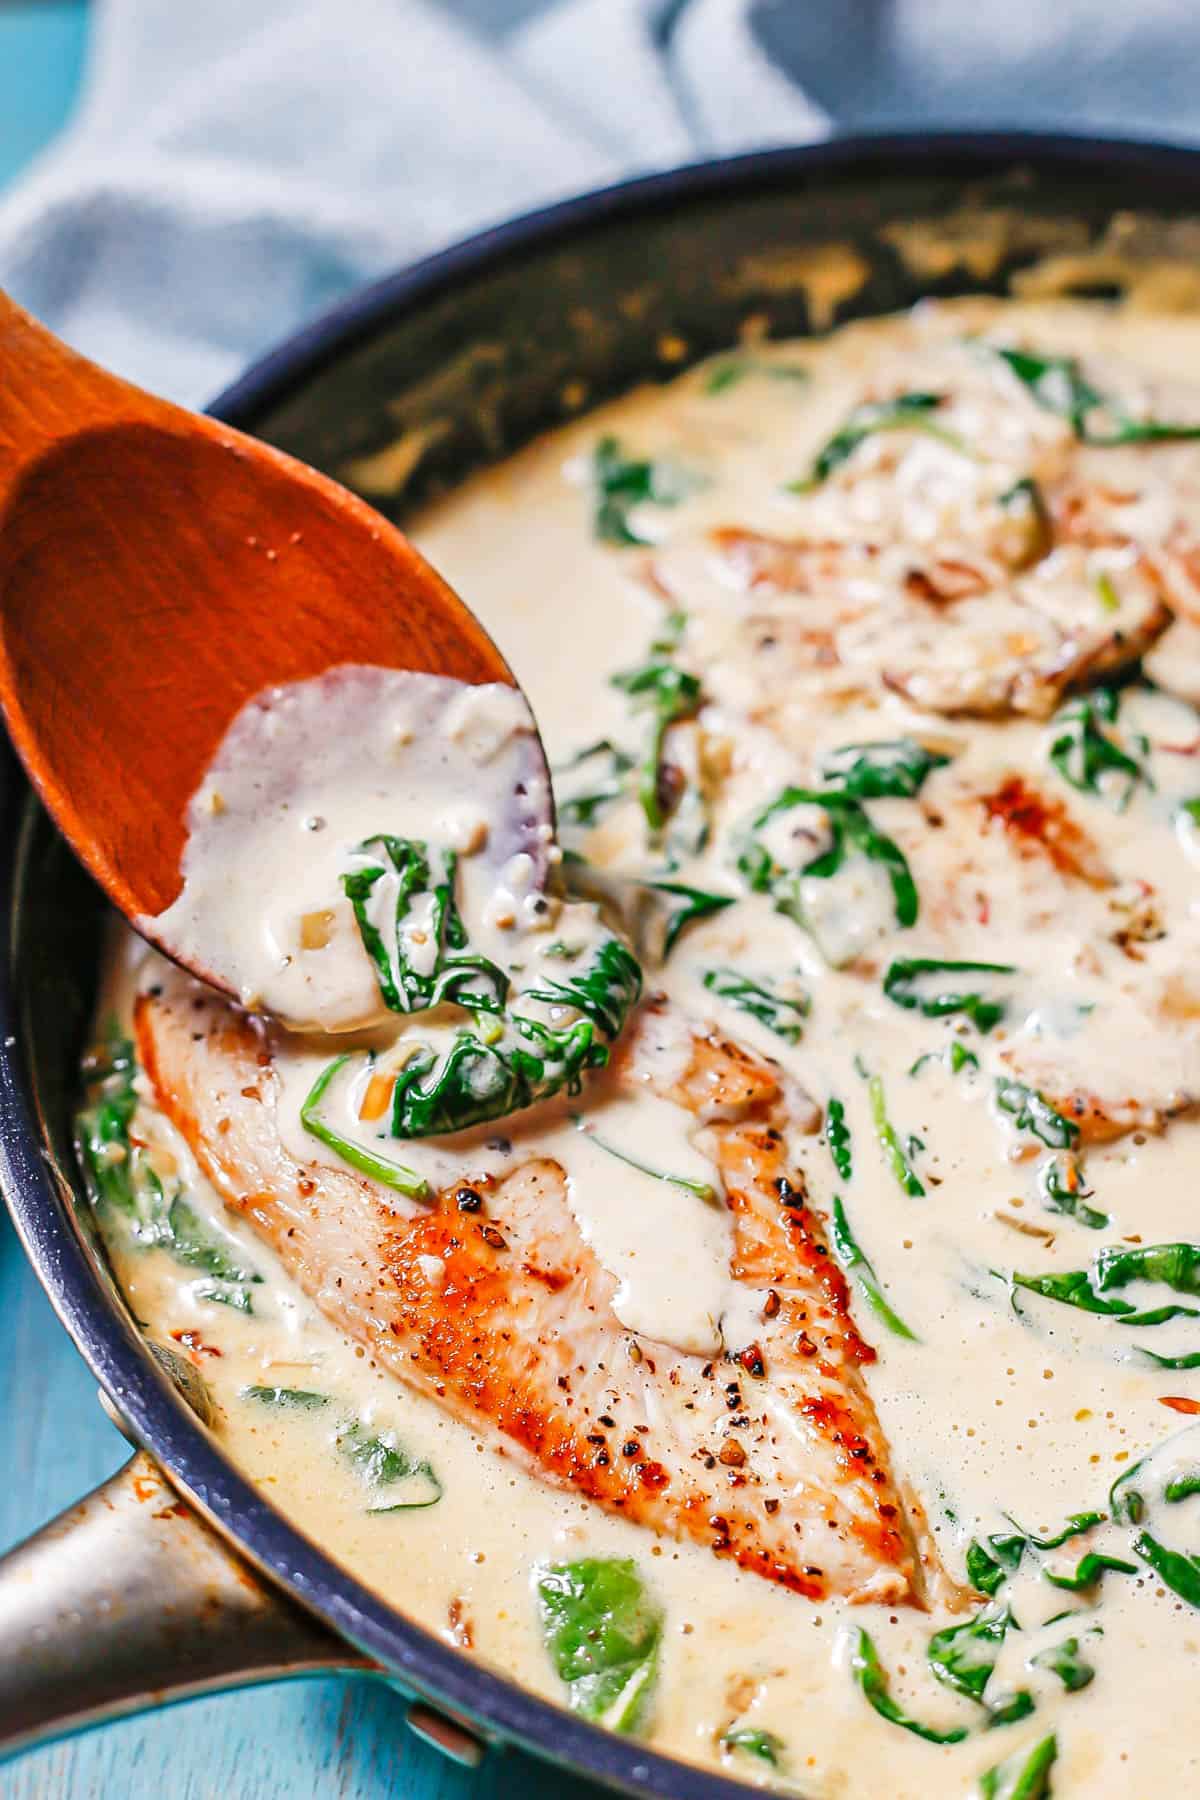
0;291;639;1131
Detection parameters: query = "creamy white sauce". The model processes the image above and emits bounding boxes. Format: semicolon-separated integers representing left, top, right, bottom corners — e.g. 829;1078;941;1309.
270;1046;732;1359
149;665;552;1030
94;297;1200;1797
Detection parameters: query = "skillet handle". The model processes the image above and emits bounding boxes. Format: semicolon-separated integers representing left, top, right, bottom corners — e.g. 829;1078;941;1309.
0;1447;376;1759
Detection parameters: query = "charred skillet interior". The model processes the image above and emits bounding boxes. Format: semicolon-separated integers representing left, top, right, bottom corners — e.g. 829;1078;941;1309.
6;134;1200;1796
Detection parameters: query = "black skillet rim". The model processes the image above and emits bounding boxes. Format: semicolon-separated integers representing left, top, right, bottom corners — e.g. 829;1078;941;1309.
5;129;1200;1796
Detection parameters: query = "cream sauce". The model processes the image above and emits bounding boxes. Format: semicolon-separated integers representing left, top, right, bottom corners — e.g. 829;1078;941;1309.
149;665;552;1030
93;297;1200;1796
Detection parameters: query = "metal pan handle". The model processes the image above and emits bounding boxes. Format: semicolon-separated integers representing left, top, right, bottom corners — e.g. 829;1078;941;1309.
0;1445;374;1759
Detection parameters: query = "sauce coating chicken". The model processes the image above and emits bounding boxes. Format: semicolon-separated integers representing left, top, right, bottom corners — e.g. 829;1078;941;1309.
137;971;945;1607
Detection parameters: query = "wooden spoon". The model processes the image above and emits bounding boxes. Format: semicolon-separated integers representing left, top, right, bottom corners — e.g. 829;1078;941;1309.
0;290;542;991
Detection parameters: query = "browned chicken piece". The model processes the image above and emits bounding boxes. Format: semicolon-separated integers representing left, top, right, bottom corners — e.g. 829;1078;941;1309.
902;765;1200;1141
137;973;946;1609
651;527;1170;723
642;331;1200;722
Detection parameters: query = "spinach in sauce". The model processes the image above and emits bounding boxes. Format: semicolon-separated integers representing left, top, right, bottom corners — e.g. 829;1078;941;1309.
825;1097;853;1181
386;934;642;1137
910;1042;980;1078
994;1081;1079;1151
555;739;637;829
819;737;950;799
993;344;1200;446
591;437;699;546
864;1067;925;1198
1039;1157;1107;1232
966;1515;1103;1598
1009;1242;1200;1332
577;1119;716;1202
719;1726;785;1765
77;1027;262;1311
1029;1634;1097;1694
829;1196;918;1341
883;958;1017;1035
977;1731;1057;1799
1041;1551;1136;1593
243;1385;330;1410
610;648;702;834
850;1628;968;1744
927;1602;1032;1725
738;786;919;941
336;843;645;1139
342;834;509;1018
790;393;966;491
1111;1429;1200;1607
536;1557;662;1733
301;1055;430;1197
701;966;809;1043
1047;688;1151;811
338;1422;443;1511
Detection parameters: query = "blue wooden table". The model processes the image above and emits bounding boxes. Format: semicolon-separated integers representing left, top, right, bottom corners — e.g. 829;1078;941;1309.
0;6;599;1793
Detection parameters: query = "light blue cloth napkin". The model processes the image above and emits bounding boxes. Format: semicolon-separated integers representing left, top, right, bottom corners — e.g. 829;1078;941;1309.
0;0;1195;405
0;0;822;402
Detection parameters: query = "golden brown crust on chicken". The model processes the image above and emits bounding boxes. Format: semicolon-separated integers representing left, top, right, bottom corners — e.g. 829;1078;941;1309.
137;975;943;1608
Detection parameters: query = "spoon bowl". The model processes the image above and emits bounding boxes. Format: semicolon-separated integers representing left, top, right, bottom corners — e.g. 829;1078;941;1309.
0;291;529;976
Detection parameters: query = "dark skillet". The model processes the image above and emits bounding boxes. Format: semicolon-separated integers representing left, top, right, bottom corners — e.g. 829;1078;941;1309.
2;132;1200;1796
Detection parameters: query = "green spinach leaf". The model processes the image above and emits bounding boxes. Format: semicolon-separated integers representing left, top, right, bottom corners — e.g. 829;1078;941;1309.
1029;1634;1096;1693
651;882;736;956
1021;1513;1106;1551
884;958;1016;1034
826;1096;853;1181
850;1628;968;1744
720;1727;784;1765
556;739;637;828
342;835;508;1018
819;737;950;800
994;1081;1078;1150
829;1196;918;1340
77;1029;263;1311
701;967;809;1043
1042;1552;1136;1593
536;1558;662;1733
577;1120;716;1201
966;1514;1102;1598
790;393;965;491
1010;1242;1200;1332
910;1041;980;1078
243;1385;330;1410
1047;688;1151;812
977;1731;1057;1800
1133;1530;1200;1607
610;657;702;833
339;1422;442;1511
301;1055;430;1196
1108;1432;1200;1603
1039;1157;1107;1231
389;935;642;1137
738;787;919;938
967;1533;1027;1598
928;1603;1025;1715
866;1069;925;1198
559;857;734;963
994;344;1200;446
591;437;699;546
